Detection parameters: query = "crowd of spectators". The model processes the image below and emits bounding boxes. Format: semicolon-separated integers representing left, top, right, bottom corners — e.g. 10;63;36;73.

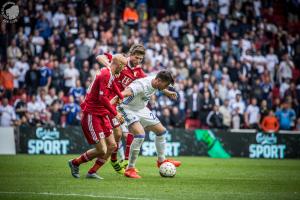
0;0;300;131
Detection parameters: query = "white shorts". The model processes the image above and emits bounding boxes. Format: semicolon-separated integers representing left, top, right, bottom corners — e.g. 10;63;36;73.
120;121;129;133
118;106;160;128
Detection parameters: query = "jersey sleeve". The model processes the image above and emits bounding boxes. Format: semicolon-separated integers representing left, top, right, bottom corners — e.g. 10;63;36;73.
129;80;144;96
98;70;117;116
138;68;147;78
104;53;113;63
112;81;124;99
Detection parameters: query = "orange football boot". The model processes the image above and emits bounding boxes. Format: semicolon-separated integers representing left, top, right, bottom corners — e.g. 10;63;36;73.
124;168;141;179
157;159;181;167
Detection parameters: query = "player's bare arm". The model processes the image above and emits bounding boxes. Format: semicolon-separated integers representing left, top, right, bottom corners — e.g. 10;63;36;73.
162;89;178;100
96;54;110;67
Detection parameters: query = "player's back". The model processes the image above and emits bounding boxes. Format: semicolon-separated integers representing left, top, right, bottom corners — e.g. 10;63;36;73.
81;68;113;116
121;76;156;111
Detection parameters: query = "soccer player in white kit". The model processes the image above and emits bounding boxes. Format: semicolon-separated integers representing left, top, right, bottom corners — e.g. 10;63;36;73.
117;70;181;178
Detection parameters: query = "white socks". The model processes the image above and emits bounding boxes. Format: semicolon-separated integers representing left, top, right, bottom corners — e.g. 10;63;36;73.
128;135;145;168
118;141;125;160
155;132;166;162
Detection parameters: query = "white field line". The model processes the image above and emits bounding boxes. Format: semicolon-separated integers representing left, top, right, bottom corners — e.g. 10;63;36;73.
0;191;151;200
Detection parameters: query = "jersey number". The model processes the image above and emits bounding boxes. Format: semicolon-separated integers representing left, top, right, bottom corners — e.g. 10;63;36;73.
150;112;157;120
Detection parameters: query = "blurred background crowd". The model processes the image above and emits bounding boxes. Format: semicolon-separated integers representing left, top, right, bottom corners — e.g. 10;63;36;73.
0;0;299;131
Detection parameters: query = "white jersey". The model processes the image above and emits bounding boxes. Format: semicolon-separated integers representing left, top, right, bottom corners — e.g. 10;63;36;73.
121;76;156;111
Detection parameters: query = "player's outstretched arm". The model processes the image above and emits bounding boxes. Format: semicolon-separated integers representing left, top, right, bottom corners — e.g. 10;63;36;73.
121;87;134;98
162;89;178;100
96;54;111;67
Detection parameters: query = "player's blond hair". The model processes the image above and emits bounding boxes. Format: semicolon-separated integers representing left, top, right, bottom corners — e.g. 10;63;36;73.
128;44;145;56
112;54;127;67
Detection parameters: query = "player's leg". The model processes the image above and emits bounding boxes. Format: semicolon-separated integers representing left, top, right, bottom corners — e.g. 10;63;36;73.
108;114;126;174
145;123;181;167
124;121;145;178
86;137;108;179
110;126;124;174
69;113;103;178
120;123;134;168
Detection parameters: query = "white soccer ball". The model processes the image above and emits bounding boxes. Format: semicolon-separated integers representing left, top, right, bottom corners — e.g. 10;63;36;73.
159;162;176;177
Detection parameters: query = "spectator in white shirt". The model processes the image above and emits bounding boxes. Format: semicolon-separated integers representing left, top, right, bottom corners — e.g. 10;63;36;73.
31;30;45;55
218;78;228;101
52;6;66;27
218;0;230;16
278;53;294;84
0;98;16;126
266;47;279;82
169;14;183;40
252;50;267;74
244;98;260;129
14;55;29;88
8;60;20;89
157;17;170;37
230;92;245;115
219;98;231;128
63;61;79;93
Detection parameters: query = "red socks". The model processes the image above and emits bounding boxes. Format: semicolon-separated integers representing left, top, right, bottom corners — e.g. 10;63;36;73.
125;133;134;160
72;152;90;166
88;158;106;174
110;142;119;162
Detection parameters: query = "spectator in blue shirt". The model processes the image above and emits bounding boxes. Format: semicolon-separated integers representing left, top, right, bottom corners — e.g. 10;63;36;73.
275;102;296;130
62;96;80;125
39;60;52;90
69;79;85;103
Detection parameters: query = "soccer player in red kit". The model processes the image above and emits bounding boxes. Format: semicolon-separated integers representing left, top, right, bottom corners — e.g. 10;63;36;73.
96;44;178;173
68;54;127;179
96;44;146;173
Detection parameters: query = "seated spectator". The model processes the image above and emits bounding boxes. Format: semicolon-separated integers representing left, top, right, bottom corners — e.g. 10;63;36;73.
275;101;296;130
0;98;16;126
207;105;223;129
261;110;280;133
62;96;80;126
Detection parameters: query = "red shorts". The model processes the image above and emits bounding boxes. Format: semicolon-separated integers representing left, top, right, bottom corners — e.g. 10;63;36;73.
81;112;112;144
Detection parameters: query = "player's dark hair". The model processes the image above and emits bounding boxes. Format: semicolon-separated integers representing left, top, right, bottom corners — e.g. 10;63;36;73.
128;44;145;56
155;70;174;85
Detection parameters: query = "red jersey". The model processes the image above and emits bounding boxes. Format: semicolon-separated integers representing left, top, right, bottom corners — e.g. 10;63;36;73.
104;53;146;99
80;67;123;117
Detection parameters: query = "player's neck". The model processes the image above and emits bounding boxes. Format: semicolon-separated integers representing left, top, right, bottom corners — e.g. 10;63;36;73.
151;79;157;89
128;60;135;68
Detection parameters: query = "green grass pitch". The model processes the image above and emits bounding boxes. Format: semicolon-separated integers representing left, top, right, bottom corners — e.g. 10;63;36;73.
0;155;299;200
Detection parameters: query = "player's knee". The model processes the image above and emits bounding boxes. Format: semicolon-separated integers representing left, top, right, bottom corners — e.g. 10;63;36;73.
108;142;117;151
156;129;167;136
95;146;106;157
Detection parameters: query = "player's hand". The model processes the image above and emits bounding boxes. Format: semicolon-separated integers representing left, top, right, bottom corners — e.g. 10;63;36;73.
115;112;124;124
110;96;119;105
117;98;123;104
166;91;178;100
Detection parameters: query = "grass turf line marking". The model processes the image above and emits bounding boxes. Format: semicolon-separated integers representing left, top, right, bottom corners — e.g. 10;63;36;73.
0;191;151;200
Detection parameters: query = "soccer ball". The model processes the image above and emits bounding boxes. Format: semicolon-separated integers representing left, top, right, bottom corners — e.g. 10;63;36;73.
159;162;176;177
